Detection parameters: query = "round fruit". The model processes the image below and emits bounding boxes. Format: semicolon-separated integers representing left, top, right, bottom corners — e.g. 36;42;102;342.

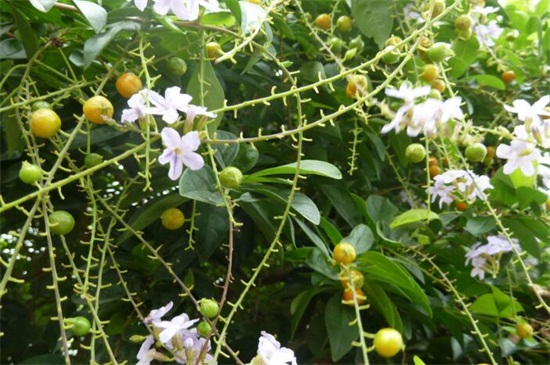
428;157;439;166
115;72;142;98
30;108;61;138
428;89;442;99
19;161;43;184
234;144;259;172
455;28;472;40
336;15;352;32
339;269;365;289
419;37;433;52
48;210;75;235
167;57;188;76
342;288;365;305
382;46;400;64
161;208;185;230
429;165;442;178
431;79;446;93
327;37;344;53
485;146;496;159
454;15;472;31
333;242;356;265
373;328;403;358
455;201;468;211
465;143;487;162
314;13;331;30
84;153;103;168
349;36;364;52
420;64;439;83
83;96;114;125
66;316;91;337
405;143;427;163
199;299;219;319
515;323;534;339
197;321;212;337
346;75;369;99
431;0;446;17
31;100;52;111
219;166;243;189
501;70;516;83
385;36;403;48
427;42;453;63
206;42;222;58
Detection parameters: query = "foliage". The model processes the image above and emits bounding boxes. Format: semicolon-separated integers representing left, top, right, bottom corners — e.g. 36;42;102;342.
1;0;549;364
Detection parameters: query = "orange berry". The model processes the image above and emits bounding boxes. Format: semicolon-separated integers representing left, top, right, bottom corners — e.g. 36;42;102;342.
83;96;114;125
431;79;445;93
342;288;365;305
502;70;516;83
429;165;442;178
314;13;331;30
116;72;143;98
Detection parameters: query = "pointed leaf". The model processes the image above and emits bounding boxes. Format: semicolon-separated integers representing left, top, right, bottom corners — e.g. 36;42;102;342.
250;160;342;180
73;0;107;33
325;295;359;361
341;224;374;255
350;0;393;48
83;21;139;67
179;164;223;205
390;209;440;229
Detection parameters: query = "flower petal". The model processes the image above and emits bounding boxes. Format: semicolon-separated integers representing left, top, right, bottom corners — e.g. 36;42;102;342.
161;128;182;150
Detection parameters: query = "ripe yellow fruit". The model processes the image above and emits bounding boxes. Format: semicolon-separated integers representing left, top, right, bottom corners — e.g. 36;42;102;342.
30;109;61;138
83;96;114;125
314;13;331;30
333;242;356;265
115;72;143;98
161;208;185;230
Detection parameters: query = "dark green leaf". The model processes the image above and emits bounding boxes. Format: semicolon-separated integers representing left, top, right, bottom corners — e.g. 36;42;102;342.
366;195;398;225
290;286;327;337
195;203;229;262
325;295;359;361
390;209;440;229
306;247;338;280
502;216;547;259
294;218;330;257
179;165;223;205
342;224;374;254
350;0;393;48
320;184;363;227
319;217;343;245
468;75;506;90
83;21;139;68
200;11;235;26
9;5;38;58
448;36;480;78
212;130;238;168
465;216;496;235
0;39;26;59
363;280;403;332
73;0;107;33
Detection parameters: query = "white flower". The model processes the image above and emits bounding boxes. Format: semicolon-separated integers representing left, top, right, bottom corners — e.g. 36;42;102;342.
174;331;216;365
133;0;148;11
182;104;217;124
121;89;162;124
240;1;268;34
255;332;297;365
429;169;493;208
504;95;550;129
382;83;430;135
153;0;219;21
136;336;157;365
158;128;204;180
156;313;199;344
485;235;518;255
403;3;423;22
496;139;540;176
149;86;193;124
474;20;503;48
465;235;523;280
144;301;173;325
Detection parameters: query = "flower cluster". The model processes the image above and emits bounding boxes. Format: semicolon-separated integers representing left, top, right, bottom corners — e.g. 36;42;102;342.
465;235;529;280
250;332;297;365
120;86;215;180
137;301;215;365
470;4;503;49
429;169;493;208
497;95;550;176
382;82;464;138
133;0;220;21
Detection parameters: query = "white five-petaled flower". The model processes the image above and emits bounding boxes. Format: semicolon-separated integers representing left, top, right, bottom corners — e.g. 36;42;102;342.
133;0;148;11
254;331;297;365
136;336;157;365
381;83;430;135
474;20;503;48
465;235;522;280
121;89;162;124
147;86;192;124
144;301;173;325
496;139;540;176
240;1;268;34
504;95;550;130
429;169;493;208
159;128;204;180
156;313;199;344
182;104;217;124
152;0;219;21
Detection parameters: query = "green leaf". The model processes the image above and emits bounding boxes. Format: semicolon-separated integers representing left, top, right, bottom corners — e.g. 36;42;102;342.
239;194;278;241
465;216;496;235
212;130;238;168
73;0;107;33
294;218;330;258
20;354;65;364
179;165;223;206
252;188;321;225
224;0;241;25
470;287;524;318
1;111;23;157
448;36;480;78
319;217;343;245
350;0;393;48
200;11;235;26
320;184;363;227
0;39;26;59
516;186;547;210
489;168;517;207
468;75;506;90
363;280;403;332
9;5;38;58
357;251;432;316
83;21;139;68
121;194;188;241
249;160;342;179
325;295;359;361
187;60;225;134
502;216;547;259
366;195;398;226
306;247;338;280
413;355;427;365
341;224;374;255
290;286;327;337
195;203;229;262
390;209;440;229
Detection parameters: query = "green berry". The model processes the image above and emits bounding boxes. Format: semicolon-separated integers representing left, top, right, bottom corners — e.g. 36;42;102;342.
465;143;487;162
48;210;75;235
19;161;43;184
167;57;188;76
31;101;52;111
382;46;400;64
66;316;91;337
349;36;364;52
199;299;219;319
197;321;212;337
219;166;243;189
405;143;427;163
427;42;453;63
454;15;472;31
336;15;352;32
84;153;103;168
327;37;344;53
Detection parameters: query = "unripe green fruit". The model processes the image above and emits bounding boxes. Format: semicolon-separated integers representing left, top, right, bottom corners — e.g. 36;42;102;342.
199;299;219;319
385;36;403;48
349;36;364;52
405;143;427;163
66;316;91;337
465;143;487;162
19;161;43;184
455;28;472;40
420;64;439;83
431;0;446;17
327;37;344;53
219;166;243;189
167;57;188;76
31;101;52;111
49;210;75;235
427;42;453;63
428;89;442;99
84;153;103;168
382;46;400;64
197;321;212;337
454;15;472;31
336;15;352;32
